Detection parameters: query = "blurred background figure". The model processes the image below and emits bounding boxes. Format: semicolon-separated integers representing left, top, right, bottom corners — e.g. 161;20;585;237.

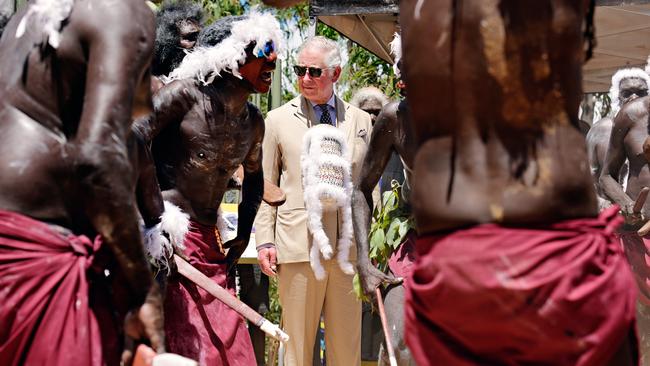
351;86;390;125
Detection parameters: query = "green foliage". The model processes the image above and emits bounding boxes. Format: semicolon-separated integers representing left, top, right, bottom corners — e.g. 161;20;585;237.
369;181;414;270
199;0;247;21
339;44;400;102
353;181;414;300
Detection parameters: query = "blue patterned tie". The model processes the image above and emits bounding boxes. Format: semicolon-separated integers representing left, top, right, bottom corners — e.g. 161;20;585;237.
318;104;333;125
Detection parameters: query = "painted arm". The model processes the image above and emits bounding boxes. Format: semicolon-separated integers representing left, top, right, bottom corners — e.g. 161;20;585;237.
73;3;163;352
352;103;402;296
133;79;197;143
132;128;165;228
599;109;635;214
225;106;265;270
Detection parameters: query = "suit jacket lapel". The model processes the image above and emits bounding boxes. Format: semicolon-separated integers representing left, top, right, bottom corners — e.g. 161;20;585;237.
335;95;355;143
292;96;316;128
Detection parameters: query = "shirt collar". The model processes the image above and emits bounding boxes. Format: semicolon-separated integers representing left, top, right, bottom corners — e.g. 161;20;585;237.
309;93;336;109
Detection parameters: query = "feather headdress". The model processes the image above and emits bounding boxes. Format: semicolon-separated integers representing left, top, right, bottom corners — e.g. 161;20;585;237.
15;0;75;49
167;11;284;84
389;32;402;78
609;67;650;111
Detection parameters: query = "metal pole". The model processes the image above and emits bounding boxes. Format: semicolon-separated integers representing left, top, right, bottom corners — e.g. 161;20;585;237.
268;59;283;111
308;16;317;37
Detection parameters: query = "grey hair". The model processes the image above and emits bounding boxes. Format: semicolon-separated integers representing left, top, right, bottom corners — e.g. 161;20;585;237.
350;87;389;109
297;36;341;68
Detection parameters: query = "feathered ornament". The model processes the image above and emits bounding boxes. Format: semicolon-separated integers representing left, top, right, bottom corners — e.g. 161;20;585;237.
15;0;75;49
166;11;284;84
609;67;650;113
389;32;402;78
301;124;355;280
142;201;190;273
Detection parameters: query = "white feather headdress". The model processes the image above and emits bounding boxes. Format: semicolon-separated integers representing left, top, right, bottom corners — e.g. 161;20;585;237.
389;32;402;78
167;11;284;85
15;0;75;49
609;67;650;111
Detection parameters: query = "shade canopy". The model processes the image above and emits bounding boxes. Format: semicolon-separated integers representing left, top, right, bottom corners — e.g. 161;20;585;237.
311;0;650;93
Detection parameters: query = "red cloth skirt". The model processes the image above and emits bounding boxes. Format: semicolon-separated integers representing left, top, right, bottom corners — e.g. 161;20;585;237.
404;206;638;366
388;230;416;280
0;210;119;366
618;231;650;306
164;220;255;366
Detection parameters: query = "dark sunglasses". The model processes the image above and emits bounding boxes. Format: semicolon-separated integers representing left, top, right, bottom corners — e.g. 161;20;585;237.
293;65;326;78
620;89;648;98
256;41;276;59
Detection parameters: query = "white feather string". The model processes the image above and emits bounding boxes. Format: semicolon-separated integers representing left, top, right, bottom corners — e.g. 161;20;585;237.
389;33;402;78
301;124;355;280
166;11;285;84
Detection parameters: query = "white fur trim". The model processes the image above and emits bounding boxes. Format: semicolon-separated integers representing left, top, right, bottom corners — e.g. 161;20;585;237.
301;124;355;280
389;33;402;78
166;11;285;84
16;0;74;49
143;224;174;273
216;207;233;241
609;67;650;112
160;201;189;251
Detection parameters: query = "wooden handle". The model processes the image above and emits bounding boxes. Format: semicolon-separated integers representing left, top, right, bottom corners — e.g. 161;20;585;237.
375;288;398;366
230;165;285;206
638;220;650;237
633;187;650;214
173;254;288;342
263;179;286;207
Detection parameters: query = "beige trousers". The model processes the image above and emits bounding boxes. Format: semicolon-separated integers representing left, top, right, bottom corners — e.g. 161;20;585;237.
278;260;361;366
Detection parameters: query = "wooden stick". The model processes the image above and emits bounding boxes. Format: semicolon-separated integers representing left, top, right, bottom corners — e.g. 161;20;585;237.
634;187;650;236
375;288;398;366
633;187;649;214
173;254;289;343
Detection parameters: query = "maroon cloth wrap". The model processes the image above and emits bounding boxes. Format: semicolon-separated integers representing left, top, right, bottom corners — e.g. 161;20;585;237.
405;206;638;366
618;231;650;306
164;220;255;366
0;210;118;366
387;230;416;280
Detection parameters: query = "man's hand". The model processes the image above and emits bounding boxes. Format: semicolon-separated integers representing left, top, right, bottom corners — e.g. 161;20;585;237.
258;246;277;277
224;237;248;274
358;263;402;297
621;187;649;228
121;284;165;365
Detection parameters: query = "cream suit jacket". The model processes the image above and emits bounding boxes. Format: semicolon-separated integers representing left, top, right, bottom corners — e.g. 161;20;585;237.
255;95;373;263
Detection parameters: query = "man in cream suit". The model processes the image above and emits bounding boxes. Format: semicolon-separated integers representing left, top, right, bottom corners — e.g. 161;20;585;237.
255;36;372;365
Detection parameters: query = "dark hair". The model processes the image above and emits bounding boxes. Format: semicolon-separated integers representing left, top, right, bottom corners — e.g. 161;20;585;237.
0;13;10;40
583;0;596;61
197;15;246;48
153;0;204;76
